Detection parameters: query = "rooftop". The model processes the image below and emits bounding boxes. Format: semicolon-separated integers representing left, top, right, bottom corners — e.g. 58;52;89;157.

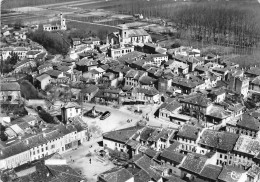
198;129;239;152
0;82;20;91
103;126;144;143
180;153;208;174
177;124;201;141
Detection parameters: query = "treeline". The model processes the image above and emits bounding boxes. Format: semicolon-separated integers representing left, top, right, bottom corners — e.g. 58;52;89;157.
118;0;260;48
2;0;73;9
27;28;70;55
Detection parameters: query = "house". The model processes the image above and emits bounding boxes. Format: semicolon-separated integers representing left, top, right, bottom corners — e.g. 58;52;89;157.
38;63;53;74
26;50;41;60
180;153;208;178
1;47;29;60
76;58;99;72
205;104;232;127
14;59;37;73
95;89;123;104
145;128;174;151
108;44;135;58
81;85;99;102
45;70;64;79
132;87;160;104
71;38;81;48
124;70;146;89
236;114;260;137
139;75;157;89
171;61;189;75
102;126;144;152
171;77;205;94
180;93;212;120
232;135;260;169
82;37;100;48
228;75;249;98
132;155;163;182
0;82;21;102
208;88;226;103
61;102;82;124
35;74;52;90
143;43;166;54
157;144;186;177
0;141;30;170
159;99;183;122
82;67;105;82
108;24;151;46
245;66;260;79
98;167;134;182
246;164;260;182
198;164;223;182
176;124;202;153
144;54;168;67
197;129;239;166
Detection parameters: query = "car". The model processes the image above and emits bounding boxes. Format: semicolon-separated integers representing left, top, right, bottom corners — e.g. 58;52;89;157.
100;111;111;120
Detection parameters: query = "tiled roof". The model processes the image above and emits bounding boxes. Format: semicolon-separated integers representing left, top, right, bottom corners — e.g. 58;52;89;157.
160;100;182;112
45;70;62;77
13;161;55;182
218;165;245;182
233;135;260;156
140;127;155;141
198;129;239;152
81;84;99;94
134;169;151;182
36;74;51;82
180;153;207;174
47;164;84;182
139;76;156;85
103;126;144;143
125;69;139;78
99;167;133;182
134;87;159;96
0;82;20;91
159;149;185;164
134;155;161;181
246;67;260;76
237;114;260;131
199;164;222;181
180;93;211;108
63;102;81;109
177;124;201;141
0;141;29;159
247;164;260;178
23;133;47;148
252;76;260;85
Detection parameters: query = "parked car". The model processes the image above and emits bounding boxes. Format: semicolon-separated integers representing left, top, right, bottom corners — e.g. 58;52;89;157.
100;111;111;120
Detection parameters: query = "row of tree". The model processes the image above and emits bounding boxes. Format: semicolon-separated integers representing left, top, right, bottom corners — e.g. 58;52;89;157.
117;0;260;49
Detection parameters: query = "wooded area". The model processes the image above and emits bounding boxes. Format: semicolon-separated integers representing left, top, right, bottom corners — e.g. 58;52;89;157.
118;0;260;48
27;28;70;55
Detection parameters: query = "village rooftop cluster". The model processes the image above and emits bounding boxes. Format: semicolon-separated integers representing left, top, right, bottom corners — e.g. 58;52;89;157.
1;13;260;182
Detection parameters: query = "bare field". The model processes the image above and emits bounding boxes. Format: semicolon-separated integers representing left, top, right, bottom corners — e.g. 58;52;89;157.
67;20;118;34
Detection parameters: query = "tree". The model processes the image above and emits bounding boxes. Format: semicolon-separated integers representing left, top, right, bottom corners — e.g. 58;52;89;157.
9;51;19;65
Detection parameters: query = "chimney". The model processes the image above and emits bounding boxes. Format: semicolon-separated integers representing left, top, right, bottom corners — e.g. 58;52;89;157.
43;133;46;137
0;150;2;155
18;135;22;140
26;139;29;145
